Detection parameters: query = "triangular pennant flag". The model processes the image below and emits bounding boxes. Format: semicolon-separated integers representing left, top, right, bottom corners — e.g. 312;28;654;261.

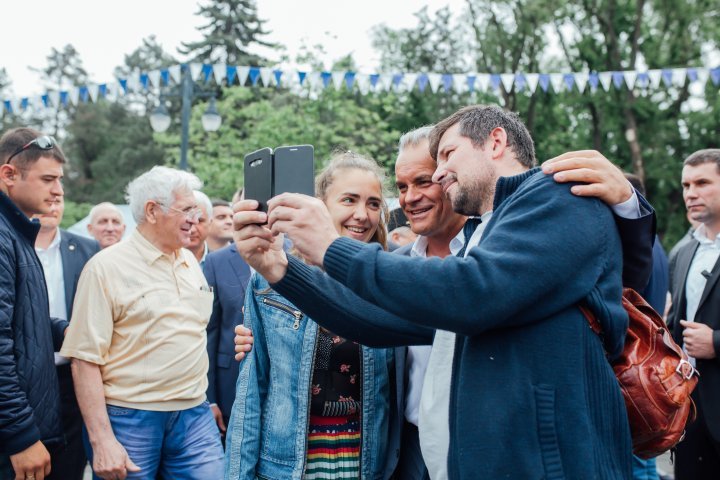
249;67;262;86
79;87;89;103
304;72;320;90
320;71;332;89
118;78;128;93
392;73;404;91
598;72;613;91
20;98;29;111
139;73;150;90
686;68;698;83
427;73;442;93
41;94;50;107
332;72;345;90
466;75;477;93
3;100;12;114
403;73;418;92
563;73;575;92
345;72;356;90
539;74;550;92
59;91;68;106
380;73;394;91
48;91;60;106
201;64;213;83
416;74;429;92
88;84;99;103
671;68;687;87
169;65;182;84
273;69;283;86
490;74;502;91
237;67;250;86
148;70;161;88
588;72;599;92
452;74;467;93
160;69;170;86
126;74;140;93
500;73;515;92
32;96;44;110
574;72;589;93
476;74;490;92
648;70;663;89
624;71;638;90
297;71;307;86
189;63;203;81
710;67;720;86
441;74;453;92
695;68;709;87
549;73;564;93
69;88;80;105
514;73;526;92
355;73;369;95
213;64;227;84
611;71;625;90
9;98;20;114
525;73;539;94
226;66;238;85
98;84;107;98
635;72;649;89
661;69;673;87
369;74;380;89
259;67;273;87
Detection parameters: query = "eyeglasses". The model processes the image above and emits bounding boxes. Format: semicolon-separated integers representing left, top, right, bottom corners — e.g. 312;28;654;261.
162;204;204;222
5;135;57;164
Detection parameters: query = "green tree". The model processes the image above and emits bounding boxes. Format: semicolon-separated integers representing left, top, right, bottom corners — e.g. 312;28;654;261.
159;87;399;200
179;0;275;66
32;44;89;137
63;101;167;204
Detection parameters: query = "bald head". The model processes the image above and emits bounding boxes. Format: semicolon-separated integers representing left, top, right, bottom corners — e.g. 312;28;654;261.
87;202;126;248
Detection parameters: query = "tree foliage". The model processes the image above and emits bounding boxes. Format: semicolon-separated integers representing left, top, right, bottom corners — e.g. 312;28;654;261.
179;0;275;66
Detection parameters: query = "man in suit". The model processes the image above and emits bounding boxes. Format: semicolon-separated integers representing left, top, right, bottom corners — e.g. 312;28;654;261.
35;196;99;480
668;148;720;480
203;242;252;438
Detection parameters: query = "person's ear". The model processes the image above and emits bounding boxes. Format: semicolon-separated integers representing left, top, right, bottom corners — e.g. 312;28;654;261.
0;164;17;187
145;201;160;225
488;127;508;159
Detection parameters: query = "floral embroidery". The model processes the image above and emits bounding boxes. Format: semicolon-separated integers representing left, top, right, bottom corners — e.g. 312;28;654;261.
350;374;357;384
340;364;351;373
312;384;321;395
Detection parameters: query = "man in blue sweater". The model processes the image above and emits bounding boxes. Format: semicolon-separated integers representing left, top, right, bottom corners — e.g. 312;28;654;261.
233;105;636;478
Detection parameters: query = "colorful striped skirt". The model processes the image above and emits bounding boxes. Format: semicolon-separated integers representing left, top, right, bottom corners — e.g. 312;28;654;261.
305;415;361;479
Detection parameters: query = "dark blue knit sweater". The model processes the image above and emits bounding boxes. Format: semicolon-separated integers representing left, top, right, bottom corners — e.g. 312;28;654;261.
278;168;632;479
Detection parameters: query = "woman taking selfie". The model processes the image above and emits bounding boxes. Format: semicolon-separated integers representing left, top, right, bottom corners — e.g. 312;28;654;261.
224;151;394;480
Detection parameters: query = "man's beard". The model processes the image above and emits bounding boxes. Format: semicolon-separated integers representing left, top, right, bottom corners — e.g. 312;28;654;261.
450;165;496;216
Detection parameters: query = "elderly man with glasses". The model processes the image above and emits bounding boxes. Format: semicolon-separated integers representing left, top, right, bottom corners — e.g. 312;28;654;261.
60;166;223;480
0;128;66;480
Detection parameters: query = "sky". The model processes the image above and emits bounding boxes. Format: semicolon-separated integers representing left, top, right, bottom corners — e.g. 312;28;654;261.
1;0;465;98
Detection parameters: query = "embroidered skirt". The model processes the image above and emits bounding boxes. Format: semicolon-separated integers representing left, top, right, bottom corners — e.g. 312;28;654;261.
305;415;361;479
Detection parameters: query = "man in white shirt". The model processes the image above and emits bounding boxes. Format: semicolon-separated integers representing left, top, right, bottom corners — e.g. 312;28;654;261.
35;196;99;480
667;149;720;480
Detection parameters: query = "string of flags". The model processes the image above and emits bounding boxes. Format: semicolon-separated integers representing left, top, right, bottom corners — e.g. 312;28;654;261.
2;63;719;117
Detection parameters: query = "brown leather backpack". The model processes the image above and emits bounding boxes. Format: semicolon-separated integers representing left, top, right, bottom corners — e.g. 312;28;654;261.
580;288;698;459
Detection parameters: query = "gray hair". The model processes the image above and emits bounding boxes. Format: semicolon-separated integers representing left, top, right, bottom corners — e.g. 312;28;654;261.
125;166;203;224
88;202;124;225
398;125;435;155
194;190;213;219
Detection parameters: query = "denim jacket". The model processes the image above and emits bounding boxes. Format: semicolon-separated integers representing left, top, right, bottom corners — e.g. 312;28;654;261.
224;274;394;480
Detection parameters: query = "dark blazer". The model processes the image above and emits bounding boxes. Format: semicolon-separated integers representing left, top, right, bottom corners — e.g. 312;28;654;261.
203;243;252;420
59;230;100;320
668;238;720;441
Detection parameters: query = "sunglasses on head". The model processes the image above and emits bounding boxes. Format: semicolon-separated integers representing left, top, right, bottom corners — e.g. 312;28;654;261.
5;135;57;164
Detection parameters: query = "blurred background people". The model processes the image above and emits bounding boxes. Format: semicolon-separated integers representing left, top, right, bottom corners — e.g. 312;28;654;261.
187;190;213;266
35;196;99;480
207;199;234;252
86;202;126;249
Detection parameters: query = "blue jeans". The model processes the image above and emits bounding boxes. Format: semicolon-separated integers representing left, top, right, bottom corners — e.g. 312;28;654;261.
632;456;658;480
84;401;223;480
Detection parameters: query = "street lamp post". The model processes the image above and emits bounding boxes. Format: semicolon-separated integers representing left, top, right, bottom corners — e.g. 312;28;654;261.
149;66;222;171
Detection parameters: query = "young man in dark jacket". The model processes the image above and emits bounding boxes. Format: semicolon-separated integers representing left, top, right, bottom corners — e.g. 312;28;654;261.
0;128;67;480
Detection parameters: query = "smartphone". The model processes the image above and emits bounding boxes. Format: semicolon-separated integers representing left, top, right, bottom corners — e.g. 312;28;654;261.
273;145;315;197
243;147;273;212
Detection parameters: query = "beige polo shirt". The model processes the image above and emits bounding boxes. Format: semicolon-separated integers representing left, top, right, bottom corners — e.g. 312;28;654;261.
60;229;214;411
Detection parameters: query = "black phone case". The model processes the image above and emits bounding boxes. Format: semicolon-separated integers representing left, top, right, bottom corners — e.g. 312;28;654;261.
273;145;315;197
244;147;273;212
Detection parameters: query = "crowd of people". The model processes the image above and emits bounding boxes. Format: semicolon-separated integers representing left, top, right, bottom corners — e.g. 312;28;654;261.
0;104;718;480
